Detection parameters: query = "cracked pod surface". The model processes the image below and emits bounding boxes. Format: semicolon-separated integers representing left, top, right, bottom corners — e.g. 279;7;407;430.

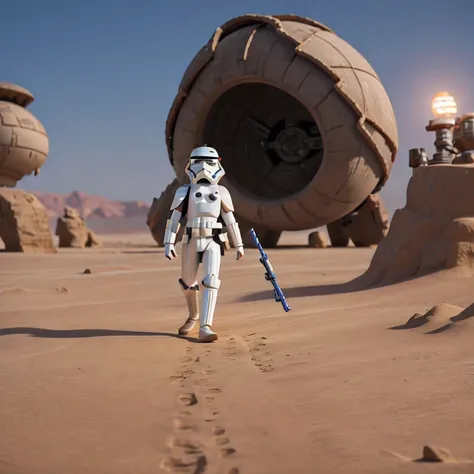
166;15;398;231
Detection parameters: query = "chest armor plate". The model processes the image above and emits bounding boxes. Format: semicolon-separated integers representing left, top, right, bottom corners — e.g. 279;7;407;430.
187;184;221;220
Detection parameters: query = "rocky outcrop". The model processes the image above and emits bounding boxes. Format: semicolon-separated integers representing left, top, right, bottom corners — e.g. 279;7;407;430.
326;220;350;247
308;231;328;248
358;164;474;286
344;194;389;247
0;188;56;253
326;193;389;248
55;206;100;248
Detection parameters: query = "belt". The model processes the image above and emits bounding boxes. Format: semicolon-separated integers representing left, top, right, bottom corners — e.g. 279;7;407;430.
186;227;224;237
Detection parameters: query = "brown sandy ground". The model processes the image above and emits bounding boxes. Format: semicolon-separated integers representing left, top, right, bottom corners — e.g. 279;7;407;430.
0;232;473;474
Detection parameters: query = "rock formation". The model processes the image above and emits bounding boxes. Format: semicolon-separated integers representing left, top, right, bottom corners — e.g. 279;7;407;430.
325;194;389;248
358;164;474;286
308;231;328;248
56;206;100;248
343;194;389;247
326;220;350;247
0;188;56;253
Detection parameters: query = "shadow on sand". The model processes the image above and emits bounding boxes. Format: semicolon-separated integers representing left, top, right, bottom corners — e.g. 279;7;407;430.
239;282;359;303
239;267;437;304
0;327;202;342
120;249;161;254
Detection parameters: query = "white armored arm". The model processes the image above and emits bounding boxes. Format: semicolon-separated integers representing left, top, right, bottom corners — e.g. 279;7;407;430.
163;210;181;245
219;185;243;249
163;185;190;245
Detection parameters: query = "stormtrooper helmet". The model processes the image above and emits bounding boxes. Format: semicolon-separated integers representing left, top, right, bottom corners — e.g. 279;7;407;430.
185;146;225;185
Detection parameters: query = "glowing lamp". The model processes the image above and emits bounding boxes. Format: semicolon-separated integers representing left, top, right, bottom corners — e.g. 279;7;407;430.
432;91;457;118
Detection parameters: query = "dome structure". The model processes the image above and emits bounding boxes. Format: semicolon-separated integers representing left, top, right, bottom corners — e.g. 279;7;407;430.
0;82;49;187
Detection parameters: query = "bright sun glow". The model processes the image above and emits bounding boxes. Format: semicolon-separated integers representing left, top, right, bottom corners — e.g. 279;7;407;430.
432;91;457;118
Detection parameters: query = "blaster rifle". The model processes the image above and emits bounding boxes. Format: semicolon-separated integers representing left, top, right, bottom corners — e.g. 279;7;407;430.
250;228;291;312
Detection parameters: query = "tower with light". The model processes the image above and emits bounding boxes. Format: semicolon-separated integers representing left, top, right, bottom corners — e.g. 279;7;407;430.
410;92;474;168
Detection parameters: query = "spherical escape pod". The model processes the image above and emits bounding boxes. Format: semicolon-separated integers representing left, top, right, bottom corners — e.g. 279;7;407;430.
166;15;398;232
0;82;49;187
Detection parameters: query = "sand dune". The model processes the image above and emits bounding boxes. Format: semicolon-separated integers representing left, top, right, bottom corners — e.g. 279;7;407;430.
392;301;474;334
1;233;474;473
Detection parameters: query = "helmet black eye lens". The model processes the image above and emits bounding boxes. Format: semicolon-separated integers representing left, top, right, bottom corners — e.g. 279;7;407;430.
191;158;217;165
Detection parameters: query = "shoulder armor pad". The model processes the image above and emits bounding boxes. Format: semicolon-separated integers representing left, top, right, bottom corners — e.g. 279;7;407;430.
170;185;190;210
218;185;234;212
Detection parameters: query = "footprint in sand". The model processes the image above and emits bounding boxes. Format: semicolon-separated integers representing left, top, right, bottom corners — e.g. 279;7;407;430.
209;387;222;394
220;447;237;457
215;436;230;446
209;425;237;458
168;437;202;455
175;368;194;381
204;409;220;422
160;456;195;470
212;426;226;436
173;418;194;431
169;374;185;381
161;454;208;473
245;334;274;373
179;393;198;406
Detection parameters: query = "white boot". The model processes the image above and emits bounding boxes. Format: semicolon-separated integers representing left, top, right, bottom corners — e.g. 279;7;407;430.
199;274;220;342
178;278;199;336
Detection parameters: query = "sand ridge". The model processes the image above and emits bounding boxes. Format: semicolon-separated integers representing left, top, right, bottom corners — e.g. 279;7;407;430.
393;301;474;334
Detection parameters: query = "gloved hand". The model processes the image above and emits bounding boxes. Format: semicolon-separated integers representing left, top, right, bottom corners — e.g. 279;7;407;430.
236;246;244;260
164;243;177;260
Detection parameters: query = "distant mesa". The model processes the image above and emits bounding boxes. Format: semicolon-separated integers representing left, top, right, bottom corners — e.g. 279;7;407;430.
33;190;150;220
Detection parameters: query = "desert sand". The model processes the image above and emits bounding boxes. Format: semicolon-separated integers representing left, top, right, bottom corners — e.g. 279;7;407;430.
1;231;474;474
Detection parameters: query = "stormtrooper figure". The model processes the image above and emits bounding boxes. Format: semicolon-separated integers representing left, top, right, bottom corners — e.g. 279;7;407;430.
163;146;244;342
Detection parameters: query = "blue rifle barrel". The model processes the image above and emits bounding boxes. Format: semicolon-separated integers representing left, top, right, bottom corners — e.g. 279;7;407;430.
250;228;291;312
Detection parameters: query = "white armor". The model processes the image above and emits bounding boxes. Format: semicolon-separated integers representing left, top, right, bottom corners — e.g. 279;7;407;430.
163;146;244;343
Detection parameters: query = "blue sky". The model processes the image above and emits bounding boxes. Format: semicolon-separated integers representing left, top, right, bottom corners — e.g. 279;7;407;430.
3;0;474;213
